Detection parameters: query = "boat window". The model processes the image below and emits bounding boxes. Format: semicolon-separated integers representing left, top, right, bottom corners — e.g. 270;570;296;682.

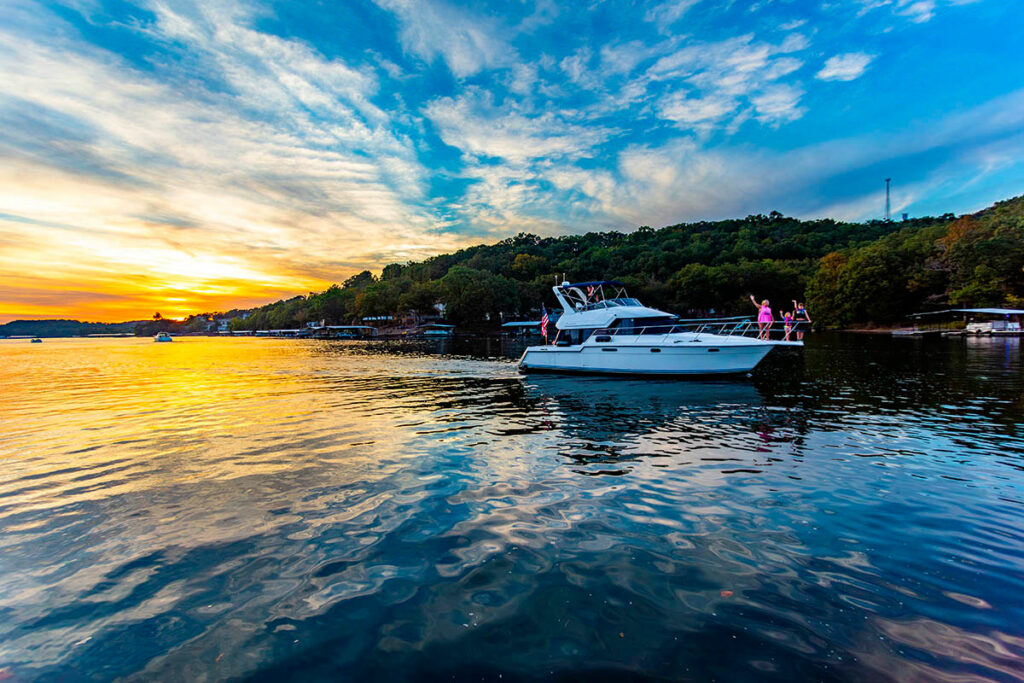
637;317;678;334
569;328;598;344
580;297;642;311
607;317;677;334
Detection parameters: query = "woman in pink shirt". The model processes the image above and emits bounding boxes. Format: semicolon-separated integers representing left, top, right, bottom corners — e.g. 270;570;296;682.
749;294;772;340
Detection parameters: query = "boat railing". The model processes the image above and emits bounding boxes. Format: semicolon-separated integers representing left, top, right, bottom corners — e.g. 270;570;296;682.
595;319;804;342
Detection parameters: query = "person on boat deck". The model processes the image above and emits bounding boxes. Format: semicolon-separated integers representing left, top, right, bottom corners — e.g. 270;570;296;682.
792;300;811;340
783;310;795;341
749;294;773;340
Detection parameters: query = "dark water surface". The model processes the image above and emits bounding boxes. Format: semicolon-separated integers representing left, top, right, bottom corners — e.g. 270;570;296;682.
1;335;1023;681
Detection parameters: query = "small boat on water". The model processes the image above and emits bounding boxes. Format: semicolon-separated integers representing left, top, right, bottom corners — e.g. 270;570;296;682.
518;281;802;376
154;332;173;342
417;323;455;337
893;308;1024;337
30;338;42;343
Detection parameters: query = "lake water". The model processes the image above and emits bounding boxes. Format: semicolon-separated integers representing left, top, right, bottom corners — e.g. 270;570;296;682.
1;335;1023;681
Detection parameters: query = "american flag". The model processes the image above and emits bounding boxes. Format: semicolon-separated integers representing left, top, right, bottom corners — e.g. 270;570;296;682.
540;305;549;340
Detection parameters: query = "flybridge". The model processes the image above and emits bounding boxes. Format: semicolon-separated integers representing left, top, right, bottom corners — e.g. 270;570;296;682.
555;280;640;313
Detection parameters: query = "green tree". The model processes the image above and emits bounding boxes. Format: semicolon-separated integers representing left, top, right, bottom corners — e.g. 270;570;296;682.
342;270;376;290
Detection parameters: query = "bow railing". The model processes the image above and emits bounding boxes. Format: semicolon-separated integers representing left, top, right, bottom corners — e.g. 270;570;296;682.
592;318;804;342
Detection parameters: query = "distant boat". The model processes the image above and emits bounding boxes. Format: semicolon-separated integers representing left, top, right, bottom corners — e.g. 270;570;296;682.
894;307;1024;337
154;332;173;342
30;338;42;343
501;320;545;337
417;323;455;337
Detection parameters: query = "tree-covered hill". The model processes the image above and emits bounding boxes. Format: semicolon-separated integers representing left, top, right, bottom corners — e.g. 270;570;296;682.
807;195;1024;327
234;210;948;331
0;319;137;338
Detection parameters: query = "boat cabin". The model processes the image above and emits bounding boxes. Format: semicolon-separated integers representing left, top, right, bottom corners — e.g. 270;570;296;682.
552;281;677;344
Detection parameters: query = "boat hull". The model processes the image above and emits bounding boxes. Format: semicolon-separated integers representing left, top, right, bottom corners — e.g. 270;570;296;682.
518;340;779;376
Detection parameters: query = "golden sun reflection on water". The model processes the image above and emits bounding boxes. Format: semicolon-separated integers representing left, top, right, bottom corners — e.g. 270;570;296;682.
0;338;501;519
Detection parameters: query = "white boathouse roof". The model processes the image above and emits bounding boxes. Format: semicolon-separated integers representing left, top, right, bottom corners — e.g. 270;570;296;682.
910;308;1024;317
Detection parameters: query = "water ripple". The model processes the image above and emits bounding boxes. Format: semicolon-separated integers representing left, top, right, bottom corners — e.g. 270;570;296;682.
0;336;1022;680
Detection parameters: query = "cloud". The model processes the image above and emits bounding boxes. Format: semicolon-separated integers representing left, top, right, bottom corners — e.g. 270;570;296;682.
647;33;807;91
372;0;517;78
600;41;670;76
647;33;808;130
538;88;1024;229
559;47;599;89
0;0;474;320
750;84;805;123
900;0;939;21
657;92;738;130
645;0;702;32
816;53;875;81
854;0;983;24
425;88;614;162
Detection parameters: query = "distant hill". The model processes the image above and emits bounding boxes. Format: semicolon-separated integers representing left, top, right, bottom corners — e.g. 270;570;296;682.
0;319;137;338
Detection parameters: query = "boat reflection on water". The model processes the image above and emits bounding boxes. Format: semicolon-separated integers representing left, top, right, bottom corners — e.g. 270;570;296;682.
522;375;764;411
520;375;791;475
964;331;1020;362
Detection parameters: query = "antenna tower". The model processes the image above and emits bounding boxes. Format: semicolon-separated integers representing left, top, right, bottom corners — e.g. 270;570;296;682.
884;178;891;221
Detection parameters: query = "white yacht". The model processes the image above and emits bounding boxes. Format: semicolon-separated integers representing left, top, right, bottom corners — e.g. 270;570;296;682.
518;281;801;376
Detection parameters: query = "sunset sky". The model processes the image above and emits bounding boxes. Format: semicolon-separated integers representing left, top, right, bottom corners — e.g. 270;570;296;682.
2;0;1023;322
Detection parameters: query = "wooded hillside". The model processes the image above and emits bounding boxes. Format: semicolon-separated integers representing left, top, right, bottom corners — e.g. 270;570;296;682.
234;210;946;330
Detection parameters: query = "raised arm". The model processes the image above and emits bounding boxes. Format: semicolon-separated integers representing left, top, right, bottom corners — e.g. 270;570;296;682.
749;294;760;309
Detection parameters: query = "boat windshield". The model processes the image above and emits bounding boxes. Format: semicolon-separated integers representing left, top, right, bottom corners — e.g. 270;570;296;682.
580;297;642;311
559;282;638;311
